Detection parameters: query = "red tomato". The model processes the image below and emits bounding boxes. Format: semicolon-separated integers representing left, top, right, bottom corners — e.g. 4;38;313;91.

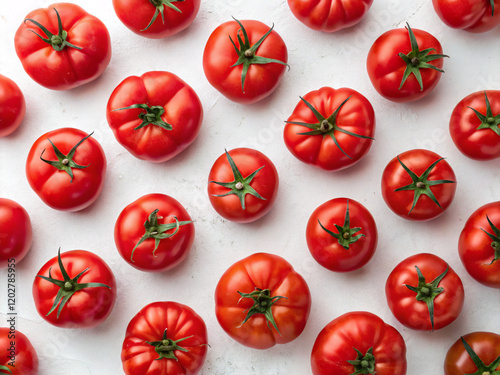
106;71;203;163
433;0;500;33
203;18;288;104
381;149;457;221
306;198;377;272
458;201;500;288
444;332;500;374
311;311;407;375
284;87;375;171
112;0;200;39
0;75;25;137
33;249;116;328
215;252;311;350
121;301;208;375
115;193;195;272
0;328;39;375
367;23;447;102
449;90;500;160
0;199;32;269
287;0;373;32
385;253;464;331
25;128;107;212
207;148;279;223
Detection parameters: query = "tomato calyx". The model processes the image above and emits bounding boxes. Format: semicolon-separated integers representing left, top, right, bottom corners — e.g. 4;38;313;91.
113;103;173;131
491;0;496;17
460;336;500;375
143;0;184;31
0;365;12;374
405;265;448;331
469;92;500;136
237;288;287;334
347;347;376;375
145;328;192;361
480;215;500;265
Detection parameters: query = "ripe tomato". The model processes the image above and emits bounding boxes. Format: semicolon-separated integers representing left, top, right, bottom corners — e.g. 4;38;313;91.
203;18;288;104
381;149;457;221
385;253;464;331
287;0;373;32
112;0;200;39
114;193;195;272
0;74;25;137
458;201;500;288
207;148;279;223
106;71;203;163
26;128;106;212
311;311;407;375
215;252;311;350
433;0;500;33
284;87;375;171
33;249;116;328
122;301;208;375
306;198;377;272
14;3;111;90
367;23;447;102
0;328;39;375
449;90;500;160
0;199;32;269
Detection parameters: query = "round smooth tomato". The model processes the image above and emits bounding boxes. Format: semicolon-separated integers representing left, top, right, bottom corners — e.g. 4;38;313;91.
14;3;111;90
207;148;279;223
381;149;457;221
106;71;203;163
385;253;464;331
115;193;195;272
0;74;25;137
0;198;32;269
433;0;500;33
112;0;200;39
287;0;373;32
284;86;375;171
203;18;288;104
449;90;500;160
306;198;377;272
367;23;447;102
122;301;208;375
0;328;39;375
33;249;116;328
215;252;311;350
458;201;500;288
311;311;407;375
26;128;107;212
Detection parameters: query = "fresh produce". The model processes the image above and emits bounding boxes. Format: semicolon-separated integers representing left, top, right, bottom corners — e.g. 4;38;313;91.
0;74;25;137
433;0;500;33
0;328;39;375
0;198;32;269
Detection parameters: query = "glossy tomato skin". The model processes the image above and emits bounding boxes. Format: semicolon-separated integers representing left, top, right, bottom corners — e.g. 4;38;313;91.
106;71;203;163
113;0;200;39
311;311;407;375
450;90;500;160
215;253;311;349
459;201;500;288
306;198;377;272
122;301;208;375
0;328;39;375
0;74;25;137
287;0;373;32
26;128;107;212
0;199;32;269
433;0;500;33
284;87;375;171
203;19;288;104
385;253;464;331
14;3;111;90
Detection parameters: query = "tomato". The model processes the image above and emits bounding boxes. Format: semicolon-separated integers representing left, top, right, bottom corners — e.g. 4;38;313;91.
287;0;373;32
449;90;500;160
33;249;116;328
0;328;39;375
0;199;32;269
444;332;500;374
0;74;25;137
458;201;500;288
203;18;288;104
284;87;375;171
433;0;500;33
114;193;195;272
112;0;200;39
207;148;279;223
306;198;377;272
381;149;457;221
385;253;464;331
121;301;208;375
26;128;107;212
311;311;407;375
367;23;447;102
215;252;311;350
106;71;203;163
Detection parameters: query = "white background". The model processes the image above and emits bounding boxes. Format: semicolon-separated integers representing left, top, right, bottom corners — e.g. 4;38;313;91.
1;0;500;374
